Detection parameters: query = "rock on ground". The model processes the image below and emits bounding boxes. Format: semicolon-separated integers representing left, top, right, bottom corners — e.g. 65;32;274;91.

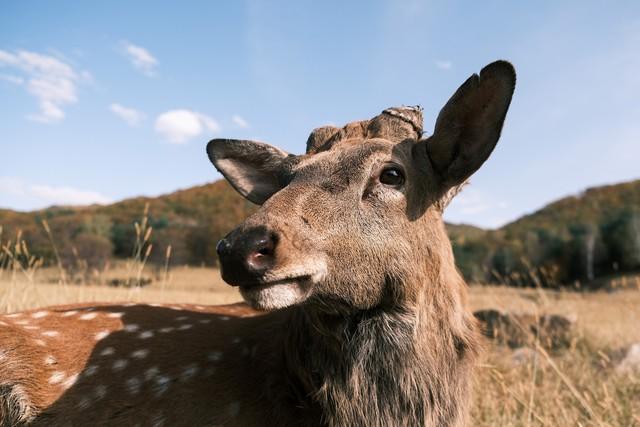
616;343;640;374
474;309;575;350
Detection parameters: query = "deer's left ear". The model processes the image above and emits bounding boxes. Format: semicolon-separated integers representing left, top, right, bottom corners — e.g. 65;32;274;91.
425;60;516;188
206;139;293;205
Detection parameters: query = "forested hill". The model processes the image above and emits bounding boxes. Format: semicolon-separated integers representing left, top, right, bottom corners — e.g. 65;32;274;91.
1;179;639;287
450;179;640;286
0;180;257;267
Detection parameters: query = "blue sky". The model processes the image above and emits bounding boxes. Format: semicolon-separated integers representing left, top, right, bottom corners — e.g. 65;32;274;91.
1;1;638;228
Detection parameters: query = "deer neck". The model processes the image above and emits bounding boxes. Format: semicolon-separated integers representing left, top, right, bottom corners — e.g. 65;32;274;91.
276;271;478;427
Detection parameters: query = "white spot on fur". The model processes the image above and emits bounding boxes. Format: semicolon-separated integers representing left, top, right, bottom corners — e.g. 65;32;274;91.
15;320;30;325
62;373;78;389
5;313;21;318
207;351;223;362
198;319;211;324
169;306;182;311
42;330;59;337
76;397;91;409
151;413;165;427
24;325;39;330
194;305;205;310
61;310;78;317
180;364;199;381
177;324;192;331
112;359;128;371
158;327;174;333
153;375;171;396
100;347;115;356
126;376;142;395
84;365;98;376
138;330;154;339
107;312;124;318
149;303;162;307
0;320;7;326
45;355;57;365
31;311;48;319
94;384;107;399
219;316;230;321
49;371;65;384
124;324;140;332
95;330;110;340
175;316;188;321
131;349;150;359
80;312;98;320
33;339;46;346
144;366;160;381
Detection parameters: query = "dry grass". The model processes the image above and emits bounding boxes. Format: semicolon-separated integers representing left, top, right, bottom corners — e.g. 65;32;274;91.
470;285;640;426
0;265;242;313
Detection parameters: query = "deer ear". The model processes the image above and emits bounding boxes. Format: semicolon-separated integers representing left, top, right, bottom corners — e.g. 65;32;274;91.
426;60;516;188
206;139;292;205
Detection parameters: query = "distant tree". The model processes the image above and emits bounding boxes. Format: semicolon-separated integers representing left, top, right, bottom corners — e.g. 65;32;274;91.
63;233;113;271
110;222;136;258
567;223;607;282
602;208;640;272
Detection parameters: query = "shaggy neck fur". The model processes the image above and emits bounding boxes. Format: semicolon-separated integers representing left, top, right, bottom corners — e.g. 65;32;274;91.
273;266;479;427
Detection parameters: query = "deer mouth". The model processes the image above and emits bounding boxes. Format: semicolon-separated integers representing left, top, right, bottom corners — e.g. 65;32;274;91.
237;266;326;310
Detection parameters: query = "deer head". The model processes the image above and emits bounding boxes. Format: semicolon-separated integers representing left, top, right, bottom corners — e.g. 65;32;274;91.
207;61;515;312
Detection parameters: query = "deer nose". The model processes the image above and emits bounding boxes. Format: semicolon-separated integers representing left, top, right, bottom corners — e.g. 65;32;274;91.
217;227;278;286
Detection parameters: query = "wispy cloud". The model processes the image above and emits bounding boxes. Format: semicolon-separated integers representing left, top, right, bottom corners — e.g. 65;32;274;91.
154;109;220;144
231;114;249;129
109;103;145;126
435;60;452;70
121;41;158;76
0;73;24;84
445;187;509;228
0;177;112;209
0;49;88;123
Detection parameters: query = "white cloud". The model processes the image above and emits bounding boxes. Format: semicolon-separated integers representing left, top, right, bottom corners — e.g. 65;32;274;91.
435;60;452;70
109;103;145;126
0;49;87;123
154;109;220;144
232;114;250;129
121;41;158;76
0;177;112;209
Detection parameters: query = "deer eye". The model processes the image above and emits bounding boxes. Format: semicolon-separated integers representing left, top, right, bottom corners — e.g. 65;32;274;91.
379;166;405;187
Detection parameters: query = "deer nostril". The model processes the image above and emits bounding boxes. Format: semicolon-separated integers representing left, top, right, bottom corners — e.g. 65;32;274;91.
247;237;275;271
257;246;272;256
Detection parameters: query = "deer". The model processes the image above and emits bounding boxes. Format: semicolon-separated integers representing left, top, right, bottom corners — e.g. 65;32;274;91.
0;60;515;426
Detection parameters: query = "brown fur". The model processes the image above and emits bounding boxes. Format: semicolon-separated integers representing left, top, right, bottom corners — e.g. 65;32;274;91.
0;61;515;426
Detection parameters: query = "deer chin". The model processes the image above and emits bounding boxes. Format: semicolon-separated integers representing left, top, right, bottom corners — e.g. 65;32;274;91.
239;278;312;310
239;263;327;310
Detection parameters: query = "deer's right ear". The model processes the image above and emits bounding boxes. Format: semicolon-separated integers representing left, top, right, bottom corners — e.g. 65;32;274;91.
206;139;292;205
425;60;516;189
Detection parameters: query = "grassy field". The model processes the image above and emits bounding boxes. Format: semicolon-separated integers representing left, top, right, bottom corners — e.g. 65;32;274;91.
1;266;639;426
